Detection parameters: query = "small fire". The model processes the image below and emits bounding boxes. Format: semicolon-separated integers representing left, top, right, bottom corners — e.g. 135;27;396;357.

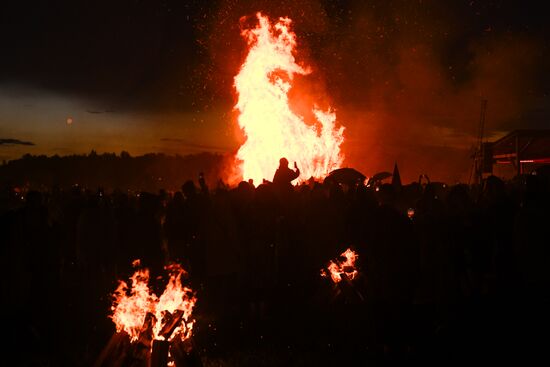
321;248;359;283
234;13;344;184
110;260;196;344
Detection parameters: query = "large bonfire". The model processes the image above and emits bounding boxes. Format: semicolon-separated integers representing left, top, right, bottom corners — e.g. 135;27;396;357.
234;13;344;184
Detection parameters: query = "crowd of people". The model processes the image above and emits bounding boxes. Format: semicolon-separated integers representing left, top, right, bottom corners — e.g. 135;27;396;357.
1;160;549;366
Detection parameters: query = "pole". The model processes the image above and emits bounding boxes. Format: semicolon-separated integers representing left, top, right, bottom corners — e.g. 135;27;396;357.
477;99;488;184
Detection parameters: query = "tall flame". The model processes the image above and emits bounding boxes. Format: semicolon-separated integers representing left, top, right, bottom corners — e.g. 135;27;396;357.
152;264;196;342
234;13;344;184
321;248;359;283
110;261;155;341
110;260;196;343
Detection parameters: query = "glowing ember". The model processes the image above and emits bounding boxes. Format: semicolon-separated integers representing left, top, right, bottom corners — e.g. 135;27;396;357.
110;260;196;344
234;13;344;184
321;248;359;283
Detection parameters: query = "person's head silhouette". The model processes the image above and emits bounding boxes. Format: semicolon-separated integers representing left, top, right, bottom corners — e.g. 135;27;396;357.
279;157;289;167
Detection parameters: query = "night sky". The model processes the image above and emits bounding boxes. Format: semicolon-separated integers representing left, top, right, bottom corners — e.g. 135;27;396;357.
1;0;549;182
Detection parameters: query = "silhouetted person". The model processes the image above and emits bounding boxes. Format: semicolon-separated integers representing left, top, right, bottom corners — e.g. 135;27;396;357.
198;172;209;195
273;158;300;188
165;191;186;261
180;180;208;280
135;192;163;274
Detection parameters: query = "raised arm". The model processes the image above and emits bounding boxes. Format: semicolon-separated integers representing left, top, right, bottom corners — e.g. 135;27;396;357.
292;162;300;179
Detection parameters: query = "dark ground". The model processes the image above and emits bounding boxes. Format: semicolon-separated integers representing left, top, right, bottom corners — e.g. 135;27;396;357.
1;172;550;366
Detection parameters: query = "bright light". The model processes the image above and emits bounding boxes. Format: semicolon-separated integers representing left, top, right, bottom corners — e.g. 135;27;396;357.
234;13;344;183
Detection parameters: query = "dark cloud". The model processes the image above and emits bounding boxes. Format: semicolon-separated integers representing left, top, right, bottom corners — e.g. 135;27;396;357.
160;138;229;152
0;139;35;146
0;0;210;112
2;1;548;115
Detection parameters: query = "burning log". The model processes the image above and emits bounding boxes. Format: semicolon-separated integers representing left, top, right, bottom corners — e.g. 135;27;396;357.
94;331;203;367
150;340;170;367
321;248;365;304
133;312;156;348
97;260;198;367
158;309;185;340
110;260;196;341
321;248;359;284
94;313;156;367
129;312;157;362
145;309;203;367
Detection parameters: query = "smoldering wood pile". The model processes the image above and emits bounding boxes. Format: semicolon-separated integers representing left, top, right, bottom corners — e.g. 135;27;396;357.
94;310;202;367
328;273;365;305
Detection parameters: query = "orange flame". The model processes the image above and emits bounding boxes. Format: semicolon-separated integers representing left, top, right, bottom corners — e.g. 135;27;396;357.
153;264;196;342
110;260;196;343
234;13;344;184
321;248;359;283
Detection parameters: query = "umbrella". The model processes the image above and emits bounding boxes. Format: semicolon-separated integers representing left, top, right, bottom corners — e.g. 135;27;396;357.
368;171;392;185
325;168;366;185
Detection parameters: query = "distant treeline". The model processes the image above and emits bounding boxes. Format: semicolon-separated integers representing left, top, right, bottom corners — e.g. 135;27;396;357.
0;151;229;192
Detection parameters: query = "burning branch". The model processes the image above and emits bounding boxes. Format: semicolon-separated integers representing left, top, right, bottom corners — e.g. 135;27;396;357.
320;248;359;283
321;248;364;303
103;260;198;366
